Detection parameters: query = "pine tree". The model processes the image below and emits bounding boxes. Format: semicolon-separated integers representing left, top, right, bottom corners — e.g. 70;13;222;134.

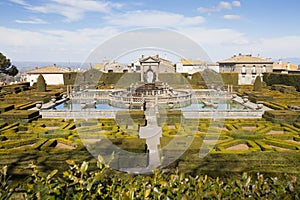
0;52;18;76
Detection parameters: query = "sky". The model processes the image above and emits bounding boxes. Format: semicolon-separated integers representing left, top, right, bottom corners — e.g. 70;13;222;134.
1;0;300;65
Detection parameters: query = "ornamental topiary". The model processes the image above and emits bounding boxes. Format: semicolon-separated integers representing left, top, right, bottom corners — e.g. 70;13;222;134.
37;74;46;92
253;75;262;91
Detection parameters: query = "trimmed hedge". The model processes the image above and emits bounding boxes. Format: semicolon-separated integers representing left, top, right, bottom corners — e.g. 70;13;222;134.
264;139;300;150
271;84;297;93
0;122;19;132
0;138;37;149
1;110;40;120
38;130;71;139
220;73;238;85
15;102;36;110
256;140;274;151
40;139;58;150
264;73;300;91
0;104;14;113
263;110;300;124
246;92;274;103
263;102;286;110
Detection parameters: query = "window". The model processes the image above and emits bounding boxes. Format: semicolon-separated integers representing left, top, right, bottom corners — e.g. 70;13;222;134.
262;65;266;73
242;65;246;74
252;65;256;74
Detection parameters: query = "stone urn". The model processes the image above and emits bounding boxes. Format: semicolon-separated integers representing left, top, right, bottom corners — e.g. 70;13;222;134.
257;101;263;109
232;94;237;99
242;96;249;103
62;94;67;99
51;96;57;103
168;102;174;109
36;101;42;109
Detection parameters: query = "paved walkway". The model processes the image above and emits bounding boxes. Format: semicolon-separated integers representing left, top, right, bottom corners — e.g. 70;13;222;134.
123;104;162;174
31;98;69;110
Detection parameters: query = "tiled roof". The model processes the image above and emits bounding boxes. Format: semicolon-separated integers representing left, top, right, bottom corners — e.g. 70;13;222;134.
273;61;299;70
94;63;104;70
139;55;160;62
27;65;70;74
218;54;273;64
181;59;217;66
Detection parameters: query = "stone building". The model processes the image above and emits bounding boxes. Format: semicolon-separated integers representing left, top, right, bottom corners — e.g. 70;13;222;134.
131;55;175;73
176;58;219;73
273;60;299;73
26;64;71;86
158;57;176;73
218;54;273;85
101;61;128;73
139;55;160;83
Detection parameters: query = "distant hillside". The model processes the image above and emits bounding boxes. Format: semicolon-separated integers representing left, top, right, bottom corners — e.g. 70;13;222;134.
281;57;300;65
13;61;89;73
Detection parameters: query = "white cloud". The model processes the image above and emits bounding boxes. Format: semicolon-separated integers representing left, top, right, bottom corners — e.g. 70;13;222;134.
15;17;47;24
104;10;205;28
197;1;241;13
9;0;30;6
223;14;241;20
232;1;241;7
219;1;232;10
0;26;119;62
10;0;123;22
178;27;300;61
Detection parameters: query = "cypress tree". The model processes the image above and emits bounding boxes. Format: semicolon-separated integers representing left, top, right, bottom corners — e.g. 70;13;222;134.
253;75;262;91
37;74;46;92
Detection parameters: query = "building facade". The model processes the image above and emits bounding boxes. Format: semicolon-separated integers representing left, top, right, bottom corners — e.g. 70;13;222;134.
218;54;273;85
176;59;219;73
273;60;299;73
26;64;70;86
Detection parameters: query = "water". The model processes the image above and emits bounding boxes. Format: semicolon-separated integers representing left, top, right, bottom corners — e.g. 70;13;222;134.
54;101;125;111
54;100;248;111
176;100;248;111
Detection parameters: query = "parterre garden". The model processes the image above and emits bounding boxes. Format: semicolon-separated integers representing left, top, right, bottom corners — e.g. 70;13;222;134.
0;109;299;177
1;115;300;199
1;80;300;198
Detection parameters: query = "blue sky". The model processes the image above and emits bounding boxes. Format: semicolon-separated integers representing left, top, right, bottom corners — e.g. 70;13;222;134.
0;0;300;64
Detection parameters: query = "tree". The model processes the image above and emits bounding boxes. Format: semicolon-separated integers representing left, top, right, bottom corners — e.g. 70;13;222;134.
253;75;262;91
0;52;19;76
37;75;46;92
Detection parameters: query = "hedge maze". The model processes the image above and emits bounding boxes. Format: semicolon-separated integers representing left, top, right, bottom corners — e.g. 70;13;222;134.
0;118;91;175
160;117;300;176
1;82;300;178
1;107;299;177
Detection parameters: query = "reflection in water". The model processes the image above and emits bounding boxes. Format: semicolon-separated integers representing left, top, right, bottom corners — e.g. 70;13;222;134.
54;100;248;111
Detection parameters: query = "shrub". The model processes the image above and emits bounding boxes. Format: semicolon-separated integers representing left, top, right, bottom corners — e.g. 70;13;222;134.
253;76;262;91
0;138;37;149
221;73;239;85
0;104;14;113
40;139;58;150
263;102;285;110
263;73;300;91
37;74;46;92
263;110;300;124
256;140;274;151
0;165;15;199
0;110;40;123
264;139;299;150
19;161;300;199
